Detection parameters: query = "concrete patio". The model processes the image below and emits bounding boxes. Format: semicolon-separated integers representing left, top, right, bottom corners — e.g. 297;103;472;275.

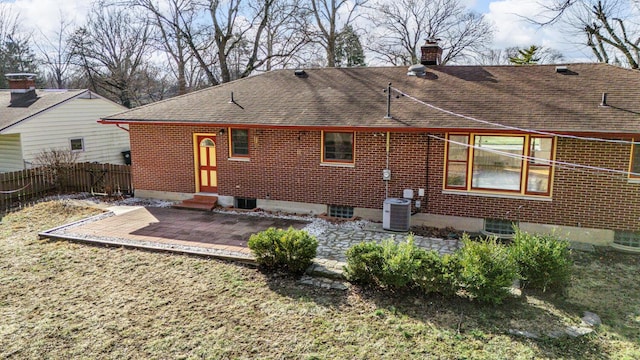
39;205;461;279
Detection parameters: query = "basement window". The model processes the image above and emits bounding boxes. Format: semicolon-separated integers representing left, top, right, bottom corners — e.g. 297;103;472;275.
614;230;640;248
70;138;84;152
483;218;517;236
234;197;257;209
328;205;354;219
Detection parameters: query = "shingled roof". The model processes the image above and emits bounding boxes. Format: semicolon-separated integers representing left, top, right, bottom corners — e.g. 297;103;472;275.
1;89;91;132
101;63;640;134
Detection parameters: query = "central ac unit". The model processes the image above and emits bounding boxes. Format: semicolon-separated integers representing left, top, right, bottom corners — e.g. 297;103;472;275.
382;198;411;231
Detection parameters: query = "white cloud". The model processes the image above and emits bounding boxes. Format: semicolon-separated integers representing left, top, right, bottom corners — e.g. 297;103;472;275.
7;0;90;38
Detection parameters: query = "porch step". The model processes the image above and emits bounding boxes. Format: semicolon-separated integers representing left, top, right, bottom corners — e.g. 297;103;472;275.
173;195;218;211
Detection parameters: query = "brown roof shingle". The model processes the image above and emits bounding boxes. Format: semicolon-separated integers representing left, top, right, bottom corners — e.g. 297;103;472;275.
0;89;89;132
101;63;640;134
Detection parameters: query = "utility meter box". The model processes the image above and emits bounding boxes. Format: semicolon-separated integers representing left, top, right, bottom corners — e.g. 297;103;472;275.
382;169;391;181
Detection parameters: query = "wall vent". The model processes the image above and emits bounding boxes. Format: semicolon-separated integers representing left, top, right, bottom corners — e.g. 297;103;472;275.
383;198;411;231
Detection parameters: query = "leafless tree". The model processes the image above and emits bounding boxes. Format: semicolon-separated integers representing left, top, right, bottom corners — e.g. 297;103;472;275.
70;5;152;108
0;5;38;88
307;0;368;67
34;14;74;89
474;46;564;65
259;0;312;71
128;0;309;86
531;0;640;69
124;0;211;94
366;0;493;66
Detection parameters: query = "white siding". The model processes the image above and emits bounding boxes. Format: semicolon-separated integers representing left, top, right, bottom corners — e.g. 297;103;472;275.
0;134;24;172
6;96;130;165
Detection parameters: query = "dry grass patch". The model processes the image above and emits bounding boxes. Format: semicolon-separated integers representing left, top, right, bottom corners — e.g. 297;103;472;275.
0;201;639;359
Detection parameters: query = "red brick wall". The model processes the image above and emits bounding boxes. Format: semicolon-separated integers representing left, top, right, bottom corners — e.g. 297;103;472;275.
129;124;217;193
130;124;640;231
425;136;640;231
217;129;428;209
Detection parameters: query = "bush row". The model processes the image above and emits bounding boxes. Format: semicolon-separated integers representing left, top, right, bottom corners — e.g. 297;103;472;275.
344;228;572;304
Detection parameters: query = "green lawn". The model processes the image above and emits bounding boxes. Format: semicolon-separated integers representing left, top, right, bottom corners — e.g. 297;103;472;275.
1;201;639;359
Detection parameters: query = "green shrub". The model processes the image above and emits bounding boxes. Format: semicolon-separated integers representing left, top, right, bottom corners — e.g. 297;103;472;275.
456;234;518;304
248;227;318;274
413;251;460;296
344;241;385;285
345;236;460;294
344;237;425;289
510;228;572;292
378;237;423;289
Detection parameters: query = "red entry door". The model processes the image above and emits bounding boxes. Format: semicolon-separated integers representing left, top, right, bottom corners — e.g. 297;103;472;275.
197;135;217;193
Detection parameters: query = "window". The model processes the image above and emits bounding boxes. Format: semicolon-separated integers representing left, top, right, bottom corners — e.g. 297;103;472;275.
70;138;84;152
444;133;554;196
614;230;640;248
323;131;354;163
230;128;249;157
630;143;640;178
526;137;553;193
235;197;257;209
484;218;518;236
445;135;469;188
328;205;354;218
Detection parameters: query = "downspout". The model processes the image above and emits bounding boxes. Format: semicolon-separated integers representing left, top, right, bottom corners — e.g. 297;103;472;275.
425;135;430;212
385;131;390;199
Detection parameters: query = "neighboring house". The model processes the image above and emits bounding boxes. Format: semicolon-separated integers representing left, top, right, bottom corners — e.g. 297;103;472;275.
100;44;640;249
0;73;130;172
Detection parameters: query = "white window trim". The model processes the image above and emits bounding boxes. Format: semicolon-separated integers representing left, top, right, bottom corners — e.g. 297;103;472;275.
70;138;85;152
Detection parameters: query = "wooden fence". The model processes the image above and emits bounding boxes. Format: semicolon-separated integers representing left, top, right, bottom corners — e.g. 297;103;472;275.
0;162;132;214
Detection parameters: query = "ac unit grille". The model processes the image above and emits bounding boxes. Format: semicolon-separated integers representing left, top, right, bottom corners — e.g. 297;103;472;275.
383;198;411;231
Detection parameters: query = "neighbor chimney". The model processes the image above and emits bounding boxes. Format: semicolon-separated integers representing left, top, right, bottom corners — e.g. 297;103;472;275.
420;39;442;66
6;73;37;106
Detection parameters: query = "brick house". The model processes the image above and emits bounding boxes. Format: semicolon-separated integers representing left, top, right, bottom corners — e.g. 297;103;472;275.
100;50;640;249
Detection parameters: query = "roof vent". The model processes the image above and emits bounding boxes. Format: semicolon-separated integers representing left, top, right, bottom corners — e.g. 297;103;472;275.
407;64;426;76
294;69;307;78
555;66;568;73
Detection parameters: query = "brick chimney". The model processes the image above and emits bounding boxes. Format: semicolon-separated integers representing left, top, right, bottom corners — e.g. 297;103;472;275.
6;73;37;106
420;39;442;66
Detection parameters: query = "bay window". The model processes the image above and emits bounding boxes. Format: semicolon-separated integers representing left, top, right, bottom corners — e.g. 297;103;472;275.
444;133;554;196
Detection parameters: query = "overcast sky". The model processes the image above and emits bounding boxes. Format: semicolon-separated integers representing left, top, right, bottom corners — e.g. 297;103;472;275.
4;0;594;63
